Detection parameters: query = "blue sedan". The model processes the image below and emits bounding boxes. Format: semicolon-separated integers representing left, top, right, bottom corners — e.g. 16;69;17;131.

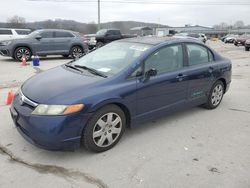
10;37;232;152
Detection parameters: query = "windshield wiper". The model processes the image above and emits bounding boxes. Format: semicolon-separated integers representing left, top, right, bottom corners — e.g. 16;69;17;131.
64;63;83;73
74;65;108;78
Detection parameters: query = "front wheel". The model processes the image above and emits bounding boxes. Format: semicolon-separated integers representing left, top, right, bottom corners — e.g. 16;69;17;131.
14;47;32;61
204;81;224;109
245;47;249;51
82;105;126;152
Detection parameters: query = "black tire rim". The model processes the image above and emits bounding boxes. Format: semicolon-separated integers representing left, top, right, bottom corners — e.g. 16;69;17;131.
16;48;31;61
72;47;83;58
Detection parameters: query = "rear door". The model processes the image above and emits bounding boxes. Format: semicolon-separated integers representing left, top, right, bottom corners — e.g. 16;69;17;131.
53;31;74;53
135;44;189;120
184;43;218;102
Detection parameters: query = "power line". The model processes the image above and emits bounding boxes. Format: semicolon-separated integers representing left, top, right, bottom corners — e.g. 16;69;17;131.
27;0;250;5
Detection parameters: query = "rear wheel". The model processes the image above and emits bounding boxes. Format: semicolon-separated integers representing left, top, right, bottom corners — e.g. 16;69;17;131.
204;81;224;109
82;105;126;152
14;47;32;61
70;46;84;59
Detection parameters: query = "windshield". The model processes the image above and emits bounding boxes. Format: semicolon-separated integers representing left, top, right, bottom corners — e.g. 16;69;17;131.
96;29;107;36
26;30;40;38
73;42;151;76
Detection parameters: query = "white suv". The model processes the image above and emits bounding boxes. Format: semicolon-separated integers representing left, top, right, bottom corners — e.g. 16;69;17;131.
0;28;31;41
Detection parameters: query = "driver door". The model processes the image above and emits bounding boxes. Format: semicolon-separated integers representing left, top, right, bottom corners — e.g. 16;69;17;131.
135;44;189;121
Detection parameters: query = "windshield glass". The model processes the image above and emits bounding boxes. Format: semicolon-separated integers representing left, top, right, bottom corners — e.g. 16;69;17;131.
96;29;107;35
26;30;40;38
73;42;151;76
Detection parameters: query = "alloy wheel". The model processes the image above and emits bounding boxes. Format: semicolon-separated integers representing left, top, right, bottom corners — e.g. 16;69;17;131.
16;48;31;61
211;84;224;106
92;112;122;148
72;46;83;58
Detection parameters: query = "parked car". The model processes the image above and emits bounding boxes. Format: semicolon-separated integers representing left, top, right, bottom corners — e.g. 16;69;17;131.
224;35;238;43
84;34;97;49
0;28;31;41
234;35;250;46
10;37;232;152
95;29;135;48
0;29;88;61
175;33;207;43
245;39;250;51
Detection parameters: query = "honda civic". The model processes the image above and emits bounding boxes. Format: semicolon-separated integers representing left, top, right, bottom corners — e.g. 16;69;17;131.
10;37;232;152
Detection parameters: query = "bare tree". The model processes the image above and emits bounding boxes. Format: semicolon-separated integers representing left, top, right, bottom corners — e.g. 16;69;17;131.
7;15;26;28
234;20;244;29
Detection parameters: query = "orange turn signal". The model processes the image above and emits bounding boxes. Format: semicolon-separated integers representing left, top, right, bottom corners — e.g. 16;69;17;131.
63;104;84;115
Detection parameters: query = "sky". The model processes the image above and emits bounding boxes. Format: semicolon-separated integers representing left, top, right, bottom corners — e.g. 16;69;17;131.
0;0;250;27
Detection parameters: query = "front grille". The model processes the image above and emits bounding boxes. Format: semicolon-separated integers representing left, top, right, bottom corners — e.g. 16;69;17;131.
19;90;38;108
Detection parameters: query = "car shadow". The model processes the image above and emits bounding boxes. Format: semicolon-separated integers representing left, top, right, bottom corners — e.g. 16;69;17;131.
35;106;207;158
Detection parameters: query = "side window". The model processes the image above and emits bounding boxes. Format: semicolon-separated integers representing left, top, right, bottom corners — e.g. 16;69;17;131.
55;31;74;38
15;30;31;35
186;44;209;65
144;44;183;75
40;31;53;38
0;29;12;35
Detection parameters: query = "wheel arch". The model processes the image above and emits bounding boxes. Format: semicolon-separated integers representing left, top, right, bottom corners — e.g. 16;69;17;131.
13;45;33;57
88;99;132;128
217;78;227;93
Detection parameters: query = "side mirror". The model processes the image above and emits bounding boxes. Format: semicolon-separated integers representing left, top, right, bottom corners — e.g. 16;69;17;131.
35;35;42;40
145;68;157;78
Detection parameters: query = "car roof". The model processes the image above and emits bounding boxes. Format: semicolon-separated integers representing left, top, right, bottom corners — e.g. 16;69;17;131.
0;28;31;31
119;36;202;46
35;29;77;33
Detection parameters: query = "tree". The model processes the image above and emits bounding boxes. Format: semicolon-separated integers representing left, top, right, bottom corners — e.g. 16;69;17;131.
7;15;26;28
234;20;244;29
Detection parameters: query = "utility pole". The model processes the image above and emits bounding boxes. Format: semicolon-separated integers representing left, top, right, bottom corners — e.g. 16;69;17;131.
98;0;100;31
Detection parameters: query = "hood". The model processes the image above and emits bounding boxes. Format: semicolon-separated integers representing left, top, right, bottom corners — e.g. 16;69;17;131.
21;66;105;104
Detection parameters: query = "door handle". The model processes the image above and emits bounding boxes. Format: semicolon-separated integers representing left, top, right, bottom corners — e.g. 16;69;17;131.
208;66;214;73
176;74;187;81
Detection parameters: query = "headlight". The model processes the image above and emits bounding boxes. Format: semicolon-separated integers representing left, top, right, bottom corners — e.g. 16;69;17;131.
0;41;12;46
32;104;84;115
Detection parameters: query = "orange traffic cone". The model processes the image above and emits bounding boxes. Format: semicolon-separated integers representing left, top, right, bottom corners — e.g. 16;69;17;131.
21;55;27;66
5;90;14;105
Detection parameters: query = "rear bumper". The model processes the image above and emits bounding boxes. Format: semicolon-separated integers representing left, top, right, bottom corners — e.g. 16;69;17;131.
10;94;92;151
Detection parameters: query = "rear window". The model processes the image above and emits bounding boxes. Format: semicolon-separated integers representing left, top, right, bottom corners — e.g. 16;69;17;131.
15;30;31;35
55;31;74;38
0;29;12;35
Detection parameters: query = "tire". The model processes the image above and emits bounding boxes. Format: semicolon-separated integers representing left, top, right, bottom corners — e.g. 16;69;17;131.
82;104;126;152
96;42;104;48
14;47;32;61
70;46;84;59
204;81;224;109
245;47;249;51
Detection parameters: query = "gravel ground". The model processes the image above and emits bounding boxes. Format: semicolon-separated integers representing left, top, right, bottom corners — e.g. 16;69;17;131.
0;41;249;188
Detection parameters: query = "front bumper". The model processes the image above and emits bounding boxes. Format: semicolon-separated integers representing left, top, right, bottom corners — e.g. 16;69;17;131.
10;94;92;151
0;47;11;56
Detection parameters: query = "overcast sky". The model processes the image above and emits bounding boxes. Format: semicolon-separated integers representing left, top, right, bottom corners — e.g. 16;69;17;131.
0;0;250;27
